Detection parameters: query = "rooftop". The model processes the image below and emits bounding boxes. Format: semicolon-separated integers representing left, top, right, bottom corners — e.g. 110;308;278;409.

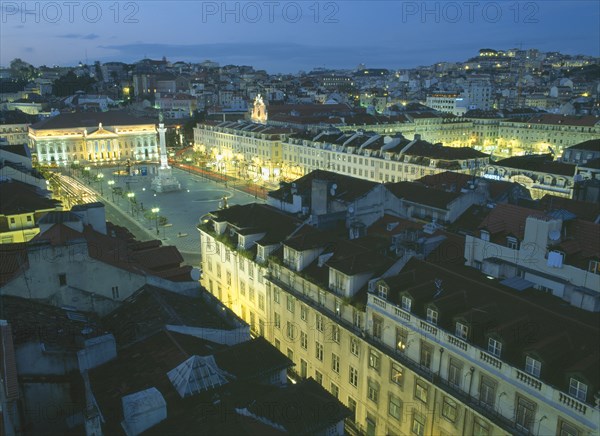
102;286;235;347
0;179;60;215
377;258;600;394
269;169;379;205
385;181;462;210
494;154;576;177
30;111;155;130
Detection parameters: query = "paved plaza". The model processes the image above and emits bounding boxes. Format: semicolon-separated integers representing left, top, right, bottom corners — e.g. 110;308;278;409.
71;166;263;264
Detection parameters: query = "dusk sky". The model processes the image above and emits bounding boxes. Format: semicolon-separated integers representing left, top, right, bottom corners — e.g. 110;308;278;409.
1;1;599;72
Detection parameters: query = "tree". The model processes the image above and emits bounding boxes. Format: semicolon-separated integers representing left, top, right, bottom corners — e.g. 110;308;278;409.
52;71;97;96
9;58;37;82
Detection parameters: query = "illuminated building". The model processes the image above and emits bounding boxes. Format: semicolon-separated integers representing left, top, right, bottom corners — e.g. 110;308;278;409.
29;111;159;166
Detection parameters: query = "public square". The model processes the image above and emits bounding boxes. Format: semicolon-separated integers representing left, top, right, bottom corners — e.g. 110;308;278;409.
69;166;264;265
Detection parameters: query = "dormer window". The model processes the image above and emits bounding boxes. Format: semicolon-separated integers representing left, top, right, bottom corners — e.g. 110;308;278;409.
547;250;564;268
487;338;502;358
378;283;388;300
426;308;438;325
480;230;490;241
589;260;599;275
506;236;519;250
525;356;541;378
455;322;468;340
569;378;587;402
401;296;412;312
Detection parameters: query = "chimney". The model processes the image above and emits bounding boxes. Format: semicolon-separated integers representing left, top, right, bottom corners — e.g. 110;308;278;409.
311;179;329;216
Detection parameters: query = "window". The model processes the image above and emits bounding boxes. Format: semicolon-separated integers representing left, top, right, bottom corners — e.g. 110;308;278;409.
455;322;468;340
401;296;412;312
426;308;438;325
248;263;254;279
315;342;323;361
367;379;379;403
111;286;119;299
239;257;245;272
473;419;489;436
589;260;600;275
316;314;324;331
448;358;463;388
330;325;340;343
298;331;307;349
315;370;323;385
330;382;339;398
286;295;295;313
258;295;265;311
287;348;294;362
420;342;433;369
368;349;381;372
317;290;326;305
506;236;519;250
248;287;255;302
300;359;307;378
515;395;536;432
391;362;404;387
332;353;340;373
396;327;408;352
273;287;280;303
388;394;402;420
349;366;358;387
239;282;245;296
372;314;383;340
58;273;67;286
26;215;32;222
378;283;388;299
525;356;541;377
353;310;362;329
300;304;307;321
274;338;280;350
411;412;426;436
441;397;458;422
558;419;580;436
569;378;588;402
286;321;296;340
480;230;490;241
350;338;360;356
347;397;357;422
487;338;502;358
414;380;429;404
479;375;496;408
274;312;281;329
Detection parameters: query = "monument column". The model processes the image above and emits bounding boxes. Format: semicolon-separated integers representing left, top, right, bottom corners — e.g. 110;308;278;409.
151;112;181;193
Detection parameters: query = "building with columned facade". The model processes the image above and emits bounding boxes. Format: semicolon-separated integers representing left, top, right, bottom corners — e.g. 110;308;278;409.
28;111;159;166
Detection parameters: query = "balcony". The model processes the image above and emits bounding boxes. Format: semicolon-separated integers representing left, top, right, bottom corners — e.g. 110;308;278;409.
447;335;468;351
558;392;588;415
515;370;542;391
479;351;503;370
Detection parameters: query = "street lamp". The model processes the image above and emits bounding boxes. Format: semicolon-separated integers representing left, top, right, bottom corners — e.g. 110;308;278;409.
151;207;160;235
97;173;104;195
107;180;115;201
84;166;91;184
127;192;135;215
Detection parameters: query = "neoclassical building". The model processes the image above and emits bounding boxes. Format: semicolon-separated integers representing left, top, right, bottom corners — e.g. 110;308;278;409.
29;111;159;166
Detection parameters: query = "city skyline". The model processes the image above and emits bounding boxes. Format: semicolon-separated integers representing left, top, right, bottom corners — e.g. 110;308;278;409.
1;1;599;73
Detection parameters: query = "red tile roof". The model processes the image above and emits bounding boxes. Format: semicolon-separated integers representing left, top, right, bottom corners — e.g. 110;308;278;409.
479;203;548;240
